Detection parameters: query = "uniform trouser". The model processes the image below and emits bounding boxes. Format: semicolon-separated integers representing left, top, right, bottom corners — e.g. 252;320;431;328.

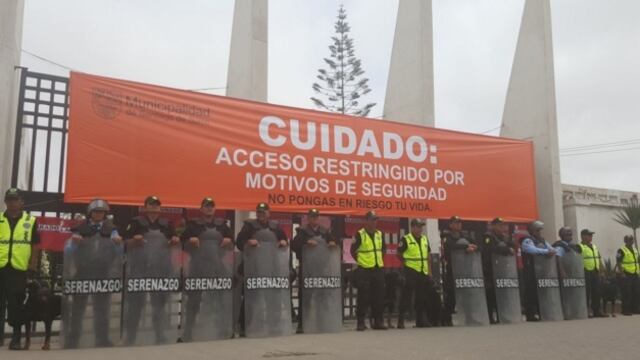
621;273;640;314
66;293;111;347
124;292;169;344
398;267;432;325
0;290;5;344
183;290;202;340
483;266;497;321
485;285;497;321
183;265;212;339
584;270;602;315
0;267;27;331
443;269;456;318
523;267;539;319
297;264;303;327
241;288;286;336
355;267;385;323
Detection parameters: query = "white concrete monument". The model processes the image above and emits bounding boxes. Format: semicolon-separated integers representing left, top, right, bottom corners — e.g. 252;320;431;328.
383;0;440;248
226;0;268;230
0;0;24;193
501;0;563;242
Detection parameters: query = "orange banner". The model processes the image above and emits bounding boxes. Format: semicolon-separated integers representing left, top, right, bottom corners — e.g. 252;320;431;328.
65;72;538;221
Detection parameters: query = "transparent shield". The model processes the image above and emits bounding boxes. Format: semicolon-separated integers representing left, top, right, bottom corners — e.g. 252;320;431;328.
491;254;522;324
122;229;181;346
451;250;489;326
558;251;588;320
61;233;123;348
533;256;564;321
301;237;342;334
243;228;292;338
181;228;234;341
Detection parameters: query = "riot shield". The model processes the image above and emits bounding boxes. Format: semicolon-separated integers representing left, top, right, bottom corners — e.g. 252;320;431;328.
533;256;564;321
181;227;234;342
243;228;292;338
61;233;123;348
451;249;489;326
122;229;182;346
558;251;588;320
491;254;522;324
301;237;342;334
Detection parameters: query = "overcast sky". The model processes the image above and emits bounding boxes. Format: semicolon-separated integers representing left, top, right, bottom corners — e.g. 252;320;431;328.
20;0;640;193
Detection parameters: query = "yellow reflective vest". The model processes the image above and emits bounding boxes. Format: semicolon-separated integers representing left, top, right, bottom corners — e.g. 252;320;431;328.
620;246;640;275
579;243;601;271
0;212;35;271
357;228;384;269
402;233;430;275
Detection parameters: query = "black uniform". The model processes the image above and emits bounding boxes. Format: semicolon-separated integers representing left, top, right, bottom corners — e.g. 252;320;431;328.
123;216;177;345
291;224;338;330
0;212;40;340
616;246;640;314
65;220;120;348
397;234;434;327
235;219;288;333
481;231;516;323
440;230;474;321
180;217;233;341
350;230;386;326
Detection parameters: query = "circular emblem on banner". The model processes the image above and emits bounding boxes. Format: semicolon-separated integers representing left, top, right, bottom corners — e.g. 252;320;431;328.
91;87;123;119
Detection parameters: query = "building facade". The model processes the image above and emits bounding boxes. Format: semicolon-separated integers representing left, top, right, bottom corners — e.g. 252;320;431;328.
563;184;639;263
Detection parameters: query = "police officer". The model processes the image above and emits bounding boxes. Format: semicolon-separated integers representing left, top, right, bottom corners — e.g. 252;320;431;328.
0;188;40;350
235;202;289;336
291;208;339;333
397;219;433;329
553;227;580;257
481;217;516;324
576;229;607;318
440;216;477;326
64;199;122;348
123;196;180;345
616;235;640;316
180;197;233;341
350;210;386;331
520;220;556;321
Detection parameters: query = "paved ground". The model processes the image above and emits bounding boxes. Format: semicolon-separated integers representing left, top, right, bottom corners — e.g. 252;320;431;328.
1;316;638;360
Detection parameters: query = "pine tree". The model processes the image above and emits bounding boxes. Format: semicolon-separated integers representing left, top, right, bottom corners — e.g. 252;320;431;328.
311;5;376;117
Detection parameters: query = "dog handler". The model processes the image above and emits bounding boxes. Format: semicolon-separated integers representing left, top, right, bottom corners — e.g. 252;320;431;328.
0;188;41;350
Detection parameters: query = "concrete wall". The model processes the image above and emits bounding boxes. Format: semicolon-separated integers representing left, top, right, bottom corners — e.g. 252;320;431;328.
563;184;639;263
0;0;24;193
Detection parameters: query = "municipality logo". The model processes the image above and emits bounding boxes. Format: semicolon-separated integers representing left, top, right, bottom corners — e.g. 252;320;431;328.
91;87;123;119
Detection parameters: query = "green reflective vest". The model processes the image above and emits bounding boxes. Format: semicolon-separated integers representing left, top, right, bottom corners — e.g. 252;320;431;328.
402;233;429;275
357;228;384;269
579;243;601;271
620;246;640;275
0;212;35;271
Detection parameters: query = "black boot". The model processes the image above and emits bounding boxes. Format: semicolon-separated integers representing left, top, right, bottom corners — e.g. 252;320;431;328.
356;318;366;331
372;318;388;330
397;317;405;329
9;328;23;350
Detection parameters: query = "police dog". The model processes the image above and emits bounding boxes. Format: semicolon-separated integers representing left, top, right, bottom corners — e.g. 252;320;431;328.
23;279;61;350
370;271;401;329
601;275;619;317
